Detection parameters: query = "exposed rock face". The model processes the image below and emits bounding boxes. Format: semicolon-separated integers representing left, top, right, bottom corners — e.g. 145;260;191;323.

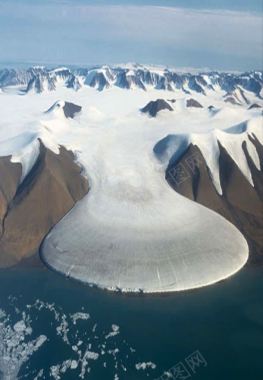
248;103;262;110
186;98;203;108
223;88;249;105
87;72;110;91
63;102;82;118
208;105;220;115
0;142;89;267
141;99;173;117
0;158;21;238
45;101;82;119
236;87;249;104
166;139;263;263
208;105;216;111
224;96;241;106
26;74;57;93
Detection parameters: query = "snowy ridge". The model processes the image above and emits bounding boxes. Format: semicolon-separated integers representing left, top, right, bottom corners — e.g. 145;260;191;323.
0;108;64;182
0;65;262;99
45;100;66;117
155;117;263;194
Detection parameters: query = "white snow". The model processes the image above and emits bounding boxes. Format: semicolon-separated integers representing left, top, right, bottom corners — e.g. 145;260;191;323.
51;67;69;73
0;80;261;292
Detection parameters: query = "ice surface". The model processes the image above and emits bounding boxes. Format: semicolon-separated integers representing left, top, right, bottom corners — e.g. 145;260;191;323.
0;308;47;380
42;183;248;292
0;84;260;292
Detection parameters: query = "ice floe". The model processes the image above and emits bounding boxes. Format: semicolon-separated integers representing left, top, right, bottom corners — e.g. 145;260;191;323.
0;296;157;379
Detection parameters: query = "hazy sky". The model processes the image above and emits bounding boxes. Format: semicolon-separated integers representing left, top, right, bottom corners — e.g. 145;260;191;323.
0;0;262;70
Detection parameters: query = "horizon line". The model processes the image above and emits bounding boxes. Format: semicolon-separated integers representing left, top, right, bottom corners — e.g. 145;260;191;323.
0;61;262;74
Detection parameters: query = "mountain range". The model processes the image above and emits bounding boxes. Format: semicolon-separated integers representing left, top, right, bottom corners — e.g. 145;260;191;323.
0;65;262;97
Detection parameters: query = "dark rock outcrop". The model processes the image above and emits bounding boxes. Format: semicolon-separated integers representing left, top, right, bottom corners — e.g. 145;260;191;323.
86;72;110;91
141;99;173;117
166;140;263;263
63;102;82;119
248;103;262;110
45;101;82;119
0;158;21;238
236;87;249;104
186;98;203;108
208;105;215;111
0;141;89;267
26;74;56;93
224;96;241;106
208;105;220;115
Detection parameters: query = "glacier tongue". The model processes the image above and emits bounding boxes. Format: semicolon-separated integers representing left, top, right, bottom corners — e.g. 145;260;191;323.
41;108;250;293
42;188;249;292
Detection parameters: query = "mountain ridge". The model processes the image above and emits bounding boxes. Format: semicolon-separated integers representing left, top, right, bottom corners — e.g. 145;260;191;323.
0;65;262;98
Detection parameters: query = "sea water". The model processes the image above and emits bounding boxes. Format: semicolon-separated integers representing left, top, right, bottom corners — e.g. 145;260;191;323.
0;263;262;380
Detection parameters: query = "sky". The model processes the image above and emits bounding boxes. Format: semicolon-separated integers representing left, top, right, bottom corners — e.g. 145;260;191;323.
0;0;262;71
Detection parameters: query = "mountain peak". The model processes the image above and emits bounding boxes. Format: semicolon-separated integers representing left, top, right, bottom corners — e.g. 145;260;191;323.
45;101;82;119
141;99;174;117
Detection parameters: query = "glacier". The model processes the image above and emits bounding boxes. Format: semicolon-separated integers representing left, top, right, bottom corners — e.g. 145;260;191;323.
0;66;262;292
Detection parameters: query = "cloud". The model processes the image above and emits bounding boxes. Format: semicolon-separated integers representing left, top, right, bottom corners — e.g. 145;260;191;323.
0;3;262;70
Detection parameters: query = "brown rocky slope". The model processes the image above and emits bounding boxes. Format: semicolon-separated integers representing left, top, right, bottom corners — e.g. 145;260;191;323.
166;136;263;264
0;140;89;267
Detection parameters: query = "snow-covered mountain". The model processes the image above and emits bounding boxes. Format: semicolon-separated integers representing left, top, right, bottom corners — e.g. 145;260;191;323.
154;118;262;195
0;65;262;99
141;99;174;117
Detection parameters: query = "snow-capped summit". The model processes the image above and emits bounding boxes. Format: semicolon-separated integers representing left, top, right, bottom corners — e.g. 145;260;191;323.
154;117;262;195
45;100;82;119
141;99;173;117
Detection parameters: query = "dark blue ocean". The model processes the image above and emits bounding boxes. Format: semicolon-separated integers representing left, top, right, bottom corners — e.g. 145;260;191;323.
0;263;262;380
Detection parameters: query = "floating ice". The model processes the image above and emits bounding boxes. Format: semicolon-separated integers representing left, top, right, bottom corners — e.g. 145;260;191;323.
105;325;120;339
135;362;157;370
0;309;47;380
2;297;156;379
70;312;90;325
